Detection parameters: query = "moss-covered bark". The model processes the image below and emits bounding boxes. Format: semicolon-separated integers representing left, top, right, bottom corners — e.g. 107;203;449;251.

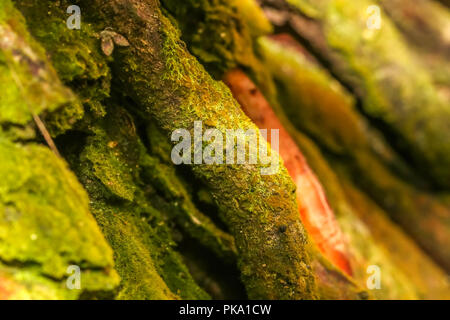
77;0;320;300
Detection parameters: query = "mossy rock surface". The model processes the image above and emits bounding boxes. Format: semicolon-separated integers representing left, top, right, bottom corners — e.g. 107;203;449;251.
0;137;119;299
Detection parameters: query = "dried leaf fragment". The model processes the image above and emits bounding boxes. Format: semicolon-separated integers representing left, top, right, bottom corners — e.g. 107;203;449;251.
113;33;130;47
101;36;114;56
99;28;129;56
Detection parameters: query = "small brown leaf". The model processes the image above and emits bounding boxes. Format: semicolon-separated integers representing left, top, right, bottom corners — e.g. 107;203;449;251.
101;36;114;56
113;33;130;47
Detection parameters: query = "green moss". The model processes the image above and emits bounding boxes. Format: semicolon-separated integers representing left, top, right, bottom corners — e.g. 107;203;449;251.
0;267;68;299
0;0;75;130
142;125;237;262
82;111;139;202
14;0;112;123
288;0;327;18
230;0;273;37
0;136;119;299
160;0;261;77
63;105;210;300
87;200;181;300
